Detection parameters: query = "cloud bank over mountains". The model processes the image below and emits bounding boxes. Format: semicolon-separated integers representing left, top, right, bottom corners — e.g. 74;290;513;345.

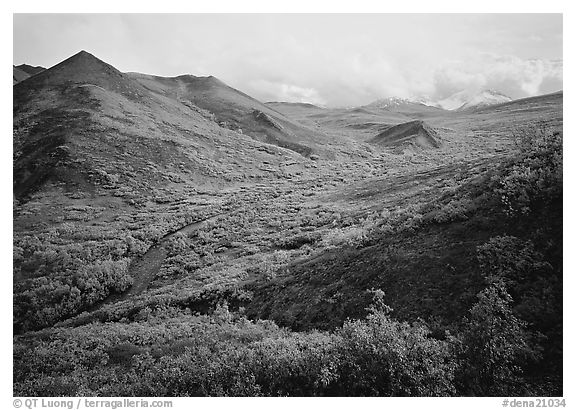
243;52;562;107
431;54;562;103
14;14;562;107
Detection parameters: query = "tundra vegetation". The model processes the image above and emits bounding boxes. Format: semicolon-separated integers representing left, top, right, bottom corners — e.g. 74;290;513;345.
14;126;562;396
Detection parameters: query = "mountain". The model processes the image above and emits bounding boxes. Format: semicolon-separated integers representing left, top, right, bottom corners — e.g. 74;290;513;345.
364;96;440;111
409;95;439;107
457;90;513;110
437;89;512;111
15;50;152;101
369;120;441;150
365;97;419;110
363;96;445;118
127;73;331;157
13;51;309;204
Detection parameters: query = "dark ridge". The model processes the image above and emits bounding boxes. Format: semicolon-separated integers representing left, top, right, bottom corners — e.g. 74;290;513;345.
369;120;441;149
13;66;30;84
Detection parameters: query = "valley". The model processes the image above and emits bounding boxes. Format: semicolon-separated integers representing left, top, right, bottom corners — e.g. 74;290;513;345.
13;51;563;397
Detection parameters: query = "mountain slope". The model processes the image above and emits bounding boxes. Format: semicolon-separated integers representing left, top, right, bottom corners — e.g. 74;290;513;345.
15;50;150;103
440;91;563;139
128;73;330;157
13;66;30;84
470;90;563;114
244;141;562;337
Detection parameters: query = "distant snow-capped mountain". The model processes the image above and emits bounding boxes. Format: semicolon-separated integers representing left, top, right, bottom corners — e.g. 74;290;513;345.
366;96;434;109
409;95;440;107
363;90;512;112
364;96;444;113
437;90;512;111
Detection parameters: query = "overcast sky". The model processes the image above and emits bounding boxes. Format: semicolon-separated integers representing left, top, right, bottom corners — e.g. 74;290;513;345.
13;14;562;107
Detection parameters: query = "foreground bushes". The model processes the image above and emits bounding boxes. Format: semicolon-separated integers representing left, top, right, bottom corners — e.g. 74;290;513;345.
16;277;549;397
14;258;133;332
14;297;457;397
497;126;562;217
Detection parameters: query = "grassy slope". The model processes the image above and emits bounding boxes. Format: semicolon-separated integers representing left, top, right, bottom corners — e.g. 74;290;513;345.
244;158;498;329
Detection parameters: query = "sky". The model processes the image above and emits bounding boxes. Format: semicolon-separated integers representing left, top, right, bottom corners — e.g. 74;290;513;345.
13;14;563;107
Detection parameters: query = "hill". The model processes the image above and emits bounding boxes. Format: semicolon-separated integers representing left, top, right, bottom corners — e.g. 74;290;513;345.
437;91;563;137
470;90;563;115
243;132;562;390
369;120;441;149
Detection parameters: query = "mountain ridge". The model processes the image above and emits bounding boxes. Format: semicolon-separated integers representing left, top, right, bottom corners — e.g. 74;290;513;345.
126;71;332;157
13;50;316;203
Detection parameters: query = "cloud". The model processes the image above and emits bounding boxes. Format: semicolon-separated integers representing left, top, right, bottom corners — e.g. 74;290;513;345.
249;80;327;106
235;52;562;106
14;14;563;107
431;54;563;100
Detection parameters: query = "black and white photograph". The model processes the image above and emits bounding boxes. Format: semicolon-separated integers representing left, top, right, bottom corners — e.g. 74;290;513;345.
9;8;568;404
